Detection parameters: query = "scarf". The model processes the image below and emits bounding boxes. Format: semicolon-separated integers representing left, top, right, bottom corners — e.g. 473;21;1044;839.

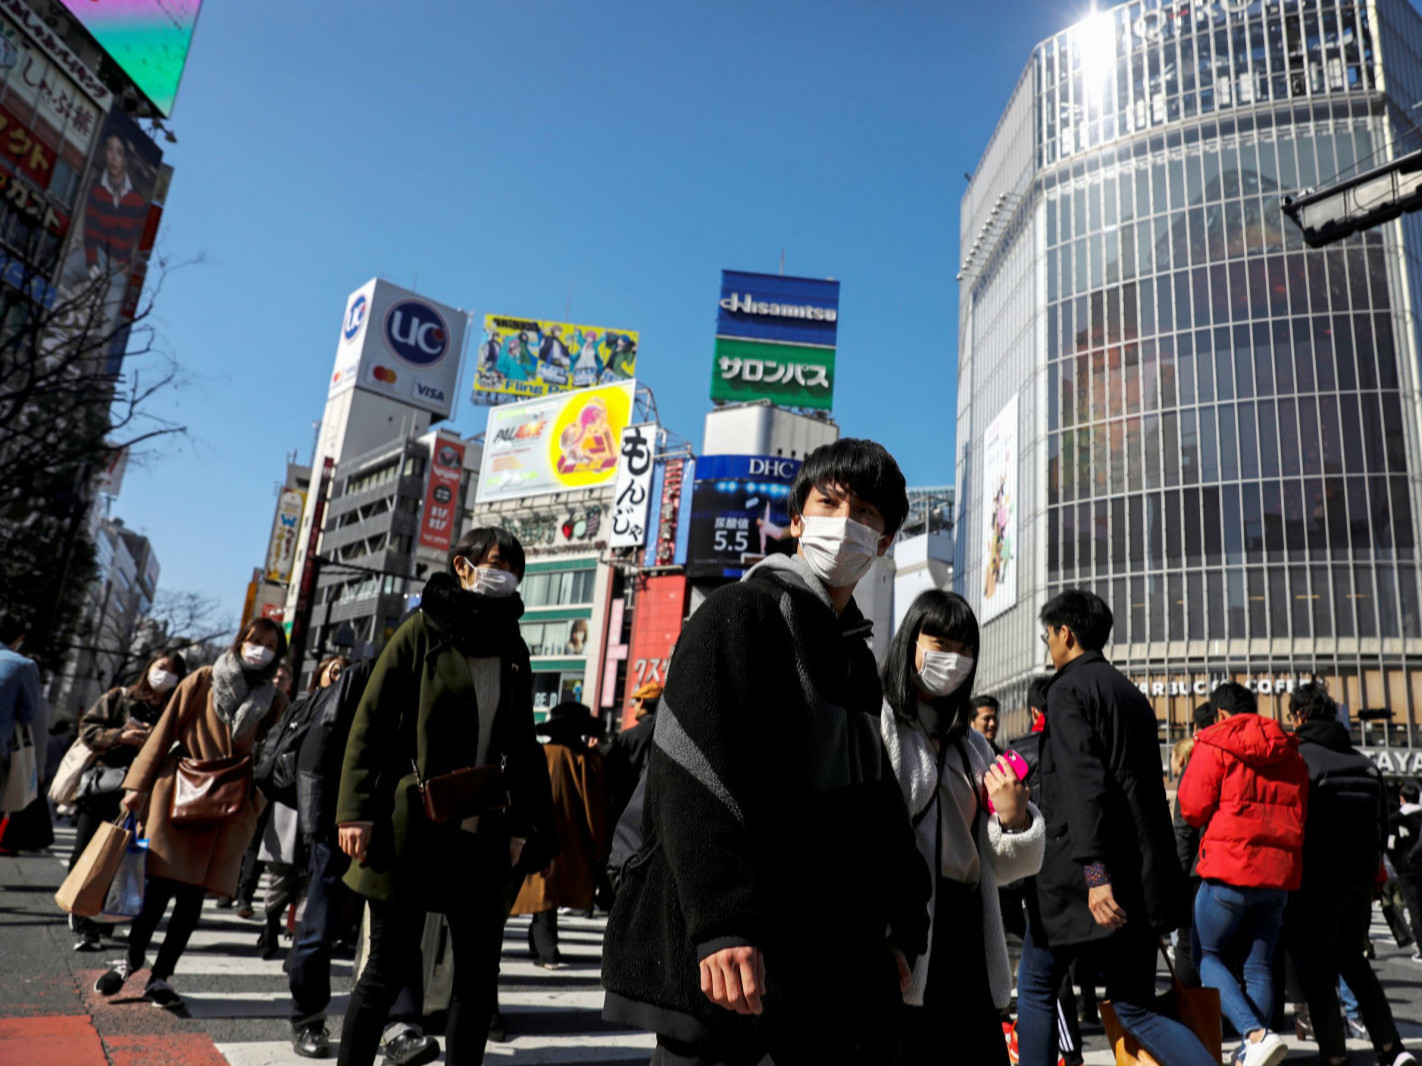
210;651;278;741
420;571;525;657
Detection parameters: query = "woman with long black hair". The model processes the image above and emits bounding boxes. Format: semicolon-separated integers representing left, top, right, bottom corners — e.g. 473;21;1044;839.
335;527;550;1066
879;589;1045;1064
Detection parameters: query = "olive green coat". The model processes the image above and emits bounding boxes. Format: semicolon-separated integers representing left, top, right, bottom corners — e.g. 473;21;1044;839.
335;608;546;909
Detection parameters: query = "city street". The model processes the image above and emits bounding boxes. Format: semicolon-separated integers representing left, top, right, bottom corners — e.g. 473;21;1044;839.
0;819;1418;1064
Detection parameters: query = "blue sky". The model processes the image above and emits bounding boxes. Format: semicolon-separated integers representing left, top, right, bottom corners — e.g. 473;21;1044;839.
115;0;1091;623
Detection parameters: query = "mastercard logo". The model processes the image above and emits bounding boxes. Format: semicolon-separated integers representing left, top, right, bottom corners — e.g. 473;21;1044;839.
373;366;398;384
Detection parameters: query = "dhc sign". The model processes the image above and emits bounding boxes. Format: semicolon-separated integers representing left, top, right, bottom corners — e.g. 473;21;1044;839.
384;299;450;367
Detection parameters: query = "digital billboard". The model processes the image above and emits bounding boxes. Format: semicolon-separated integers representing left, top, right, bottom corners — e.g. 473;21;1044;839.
329;279;469;422
475;380;636;504
981;393;1019;623
474;313;637;402
686;454;801;580
58;0;203;118
711;270;839;410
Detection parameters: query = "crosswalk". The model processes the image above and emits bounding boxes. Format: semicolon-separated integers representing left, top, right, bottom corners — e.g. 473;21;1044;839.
50;822;654;1065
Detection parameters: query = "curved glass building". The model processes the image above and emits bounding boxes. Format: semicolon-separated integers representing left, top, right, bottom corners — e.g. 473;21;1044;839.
957;0;1422;764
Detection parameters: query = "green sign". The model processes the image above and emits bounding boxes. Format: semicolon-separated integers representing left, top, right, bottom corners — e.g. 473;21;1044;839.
709;336;835;410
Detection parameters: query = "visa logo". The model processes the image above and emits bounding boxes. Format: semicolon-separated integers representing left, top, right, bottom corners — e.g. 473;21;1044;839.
415;381;446;402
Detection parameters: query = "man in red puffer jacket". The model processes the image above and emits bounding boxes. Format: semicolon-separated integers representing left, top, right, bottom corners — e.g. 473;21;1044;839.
1178;682;1308;1066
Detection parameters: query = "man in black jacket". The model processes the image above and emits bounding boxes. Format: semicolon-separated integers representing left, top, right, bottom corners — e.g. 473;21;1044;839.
1286;683;1416;1066
1016;590;1214;1066
1390;781;1422;958
604;680;660;831
602;439;930;1066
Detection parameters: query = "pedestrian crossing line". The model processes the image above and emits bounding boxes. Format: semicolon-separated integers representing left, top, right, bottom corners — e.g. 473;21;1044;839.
178;992;350;1020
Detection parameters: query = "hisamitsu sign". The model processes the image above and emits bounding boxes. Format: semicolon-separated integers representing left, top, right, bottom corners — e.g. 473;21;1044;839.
711;269;839;411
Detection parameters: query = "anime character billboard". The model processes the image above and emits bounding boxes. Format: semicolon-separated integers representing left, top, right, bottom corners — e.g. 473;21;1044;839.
474;313;637;402
981;393;1019;623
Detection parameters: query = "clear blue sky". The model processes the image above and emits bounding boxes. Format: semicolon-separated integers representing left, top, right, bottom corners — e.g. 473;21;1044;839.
115;0;1091;624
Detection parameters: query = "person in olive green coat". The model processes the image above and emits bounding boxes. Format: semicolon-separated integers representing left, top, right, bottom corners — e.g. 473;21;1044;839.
335;527;551;1066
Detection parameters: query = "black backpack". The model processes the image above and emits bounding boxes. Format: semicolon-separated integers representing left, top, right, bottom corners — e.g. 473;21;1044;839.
254;692;323;808
1304;750;1385;884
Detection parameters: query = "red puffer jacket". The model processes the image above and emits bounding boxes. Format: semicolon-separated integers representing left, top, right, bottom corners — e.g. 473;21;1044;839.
1178;714;1309;890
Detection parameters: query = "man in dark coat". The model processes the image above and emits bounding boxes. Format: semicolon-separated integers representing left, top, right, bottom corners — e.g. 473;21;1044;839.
604;680;660;830
602;439;930;1065
1286;683;1416;1066
1015;590;1214;1066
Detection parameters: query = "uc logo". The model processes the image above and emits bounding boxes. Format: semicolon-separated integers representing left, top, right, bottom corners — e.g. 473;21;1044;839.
343;295;368;341
384;299;449;367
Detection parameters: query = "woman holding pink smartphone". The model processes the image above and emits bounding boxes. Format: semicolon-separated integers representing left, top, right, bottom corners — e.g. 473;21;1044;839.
880;589;1046;1064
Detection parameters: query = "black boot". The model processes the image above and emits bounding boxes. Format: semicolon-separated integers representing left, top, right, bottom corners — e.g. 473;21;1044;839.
258;914;283;960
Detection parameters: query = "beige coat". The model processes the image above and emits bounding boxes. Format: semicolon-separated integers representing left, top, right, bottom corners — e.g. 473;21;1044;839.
122;666;287;895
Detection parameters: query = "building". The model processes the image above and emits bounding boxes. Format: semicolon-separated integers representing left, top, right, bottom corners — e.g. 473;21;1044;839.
892;486;955;635
956;0;1422;759
47;517;158;721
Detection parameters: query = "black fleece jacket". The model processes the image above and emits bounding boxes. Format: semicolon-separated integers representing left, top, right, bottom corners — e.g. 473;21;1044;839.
601;555;929;1044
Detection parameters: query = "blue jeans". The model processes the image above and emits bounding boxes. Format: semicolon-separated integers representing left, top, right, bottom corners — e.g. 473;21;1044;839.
1193;881;1287;1040
1017;919;1217;1066
288;836;350;1026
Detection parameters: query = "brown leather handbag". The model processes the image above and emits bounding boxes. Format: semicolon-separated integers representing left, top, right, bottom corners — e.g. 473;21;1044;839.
411;759;508;824
171;753;252;826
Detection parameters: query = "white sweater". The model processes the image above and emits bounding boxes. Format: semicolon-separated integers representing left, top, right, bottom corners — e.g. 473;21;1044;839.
881;706;1046;1009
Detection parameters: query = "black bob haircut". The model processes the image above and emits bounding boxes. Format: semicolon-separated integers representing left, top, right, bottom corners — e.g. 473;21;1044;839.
1039;588;1113;652
789;438;910;538
1289;681;1337;723
882;589;979;728
1212;681;1257;716
449;526;526;580
1027;676;1051;713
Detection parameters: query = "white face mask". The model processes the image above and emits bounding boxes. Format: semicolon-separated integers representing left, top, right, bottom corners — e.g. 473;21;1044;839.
916;646;975;698
240;643;275;669
461;562;519;598
797;515;883;589
147;667;178;693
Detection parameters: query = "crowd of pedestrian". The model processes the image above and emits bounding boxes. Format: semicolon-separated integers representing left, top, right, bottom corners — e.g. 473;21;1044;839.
3;435;1421;1065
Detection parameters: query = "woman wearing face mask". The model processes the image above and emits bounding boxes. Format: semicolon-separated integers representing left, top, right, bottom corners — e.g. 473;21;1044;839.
334;527;551;1066
879;590;1046;1065
68;651;188;952
94;618;290;1009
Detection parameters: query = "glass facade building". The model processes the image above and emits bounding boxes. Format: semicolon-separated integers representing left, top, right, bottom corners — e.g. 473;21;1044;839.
956;0;1422;761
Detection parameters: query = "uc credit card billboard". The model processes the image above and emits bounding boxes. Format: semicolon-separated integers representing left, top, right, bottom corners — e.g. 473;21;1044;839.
686;454;802;580
329;279;469;423
711;270;839;411
476;381;636;504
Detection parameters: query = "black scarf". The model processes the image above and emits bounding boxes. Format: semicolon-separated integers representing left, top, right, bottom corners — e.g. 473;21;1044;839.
420;571;525;657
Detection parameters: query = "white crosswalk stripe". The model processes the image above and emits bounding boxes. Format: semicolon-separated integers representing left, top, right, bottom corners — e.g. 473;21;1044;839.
49;822;654;1064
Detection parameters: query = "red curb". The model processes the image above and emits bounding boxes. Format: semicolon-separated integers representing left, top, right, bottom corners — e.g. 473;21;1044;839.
0;1014;107;1066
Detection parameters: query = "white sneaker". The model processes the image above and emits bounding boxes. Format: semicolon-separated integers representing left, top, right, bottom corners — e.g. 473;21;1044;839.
1241;1032;1287;1066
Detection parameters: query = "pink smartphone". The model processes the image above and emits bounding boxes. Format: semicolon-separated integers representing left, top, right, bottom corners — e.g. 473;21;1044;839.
986;749;1030;814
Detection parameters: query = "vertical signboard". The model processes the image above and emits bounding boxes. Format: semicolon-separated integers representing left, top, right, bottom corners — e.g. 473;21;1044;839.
622;573;687;730
265;487;306;583
711;269;839;410
686;454;802;580
418;436;466;552
610;423;656;549
981;393;1019;623
288;456;334;674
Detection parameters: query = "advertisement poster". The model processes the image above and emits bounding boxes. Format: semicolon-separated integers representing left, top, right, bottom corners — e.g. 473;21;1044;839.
711;269;839;410
264;487;306;583
417;436;466;552
686;454;801;580
57;0;202;118
609;423;656;549
476;380;635;504
474;313;637;402
0;0;110;154
328;278;469;423
981;393;1019;623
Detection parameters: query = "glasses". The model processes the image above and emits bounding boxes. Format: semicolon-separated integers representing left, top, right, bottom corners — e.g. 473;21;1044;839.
1039;630;1051;647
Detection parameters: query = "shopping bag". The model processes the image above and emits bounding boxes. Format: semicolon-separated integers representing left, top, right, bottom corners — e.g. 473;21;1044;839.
54;814;134;917
98;828;147;922
0;723;39;812
1100;939;1221;1066
48;736;98;806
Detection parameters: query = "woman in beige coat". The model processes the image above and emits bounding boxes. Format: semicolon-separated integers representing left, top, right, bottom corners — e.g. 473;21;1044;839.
93;618;289;1009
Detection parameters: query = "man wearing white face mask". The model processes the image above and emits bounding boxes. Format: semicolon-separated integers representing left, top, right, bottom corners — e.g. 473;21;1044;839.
604;439;931;1066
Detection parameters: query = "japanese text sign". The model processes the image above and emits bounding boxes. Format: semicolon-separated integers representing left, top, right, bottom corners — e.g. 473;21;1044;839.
610;423;656;549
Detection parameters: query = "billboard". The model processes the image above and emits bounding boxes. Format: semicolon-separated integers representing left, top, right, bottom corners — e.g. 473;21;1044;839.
475;380;636;504
981;393;1019;623
609;423;656;549
328;278;469;422
264;487;306;583
0;0;111;153
686;454;801;580
474;313;637;402
417;436;466;552
57;0;202;118
711;270;839;410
